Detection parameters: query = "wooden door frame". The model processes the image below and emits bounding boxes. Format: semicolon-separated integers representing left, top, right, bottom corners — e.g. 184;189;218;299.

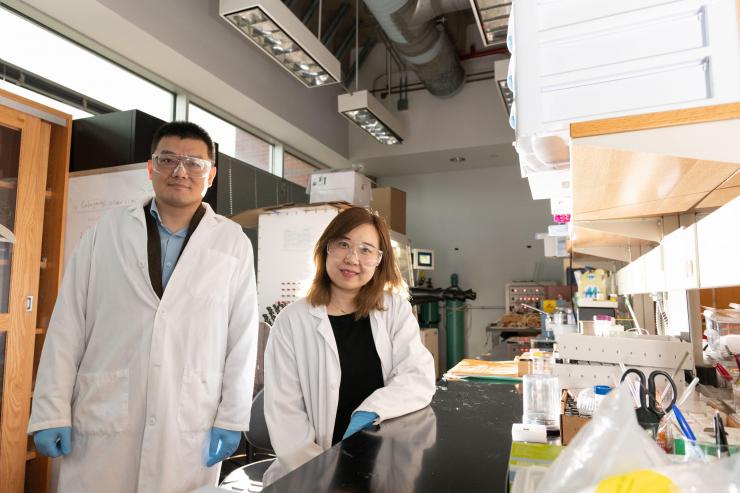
0;106;50;493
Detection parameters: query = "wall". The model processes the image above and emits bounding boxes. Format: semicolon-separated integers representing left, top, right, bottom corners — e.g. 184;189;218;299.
350;44;514;162
379;165;562;357
7;0;350;168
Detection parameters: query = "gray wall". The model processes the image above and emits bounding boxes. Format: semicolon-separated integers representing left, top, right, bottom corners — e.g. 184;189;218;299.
379;165;563;357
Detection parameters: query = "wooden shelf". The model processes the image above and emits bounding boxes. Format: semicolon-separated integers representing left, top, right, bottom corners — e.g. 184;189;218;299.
0;180;17;190
569;225;657;262
570;102;740;138
34;328;46;335
570;103;740;221
26;449;36;461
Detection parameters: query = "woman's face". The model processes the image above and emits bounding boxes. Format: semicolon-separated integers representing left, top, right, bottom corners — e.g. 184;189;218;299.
325;223;382;295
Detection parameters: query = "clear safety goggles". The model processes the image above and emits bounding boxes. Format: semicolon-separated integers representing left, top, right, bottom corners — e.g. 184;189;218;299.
327;238;383;267
151;153;213;178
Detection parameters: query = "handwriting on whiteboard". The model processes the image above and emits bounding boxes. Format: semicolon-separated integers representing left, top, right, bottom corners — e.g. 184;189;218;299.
65;164;153;270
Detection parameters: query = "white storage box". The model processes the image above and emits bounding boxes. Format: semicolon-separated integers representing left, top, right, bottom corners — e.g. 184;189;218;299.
309;170;372;206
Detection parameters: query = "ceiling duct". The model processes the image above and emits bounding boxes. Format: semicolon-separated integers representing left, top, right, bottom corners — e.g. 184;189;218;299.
363;0;470;97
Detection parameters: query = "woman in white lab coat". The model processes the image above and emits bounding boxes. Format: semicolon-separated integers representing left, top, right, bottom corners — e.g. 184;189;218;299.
263;207;436;484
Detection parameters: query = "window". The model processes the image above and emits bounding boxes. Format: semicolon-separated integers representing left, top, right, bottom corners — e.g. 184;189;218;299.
188;103;273;172
283;152;320;188
0;7;174;121
0;80;93;120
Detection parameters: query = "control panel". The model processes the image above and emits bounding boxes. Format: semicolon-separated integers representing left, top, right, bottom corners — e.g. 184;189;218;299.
506;283;546;312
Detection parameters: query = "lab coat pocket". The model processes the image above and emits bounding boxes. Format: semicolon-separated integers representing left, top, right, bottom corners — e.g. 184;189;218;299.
178;368;224;432
72;370;129;435
186;249;237;302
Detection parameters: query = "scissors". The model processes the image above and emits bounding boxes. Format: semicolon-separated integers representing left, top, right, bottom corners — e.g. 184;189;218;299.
620;368;677;436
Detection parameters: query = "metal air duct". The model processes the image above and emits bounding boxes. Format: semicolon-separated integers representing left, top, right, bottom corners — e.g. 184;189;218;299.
363;0;469;97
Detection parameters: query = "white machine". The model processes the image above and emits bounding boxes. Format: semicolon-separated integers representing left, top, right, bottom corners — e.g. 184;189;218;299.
412;248;434;270
256;204;413;317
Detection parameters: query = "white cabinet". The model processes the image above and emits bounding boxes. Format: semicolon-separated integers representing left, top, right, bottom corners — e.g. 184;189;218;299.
663;225;700;290
698;196;740;288
512;0;740;178
617;197;740;293
617;259;646;295
643;246;666;294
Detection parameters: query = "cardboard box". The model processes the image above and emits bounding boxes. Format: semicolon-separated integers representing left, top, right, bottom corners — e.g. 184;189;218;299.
309;170;372;206
421;328;440;378
545;285;572;302
229;201;351;229
517;357;532;377
370;187;406;234
560;390;590;445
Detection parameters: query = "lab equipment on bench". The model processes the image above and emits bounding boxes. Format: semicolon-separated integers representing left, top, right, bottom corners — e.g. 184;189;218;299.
523;373;560;432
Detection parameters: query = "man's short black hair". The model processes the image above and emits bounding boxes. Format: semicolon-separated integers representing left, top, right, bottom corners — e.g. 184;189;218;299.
151;121;215;160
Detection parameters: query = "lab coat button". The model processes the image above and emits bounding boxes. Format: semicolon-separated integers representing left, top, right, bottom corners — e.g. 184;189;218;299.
138;261;145;268
148;417;156;426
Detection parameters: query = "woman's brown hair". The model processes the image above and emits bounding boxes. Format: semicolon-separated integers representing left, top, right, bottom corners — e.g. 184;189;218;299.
306;207;406;318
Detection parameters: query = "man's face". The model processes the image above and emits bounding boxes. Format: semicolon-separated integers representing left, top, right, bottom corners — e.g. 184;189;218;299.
148;136;216;208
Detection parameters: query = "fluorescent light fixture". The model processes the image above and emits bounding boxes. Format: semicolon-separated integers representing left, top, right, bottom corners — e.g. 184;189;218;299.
338;90;404;145
494;58;513;114
220;0;341;87
497;80;513;114
470;0;511;46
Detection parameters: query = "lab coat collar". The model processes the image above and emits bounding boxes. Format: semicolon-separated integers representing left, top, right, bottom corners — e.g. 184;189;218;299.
130;197;217;228
308;302;326;319
307;303;340;364
306;300;392;378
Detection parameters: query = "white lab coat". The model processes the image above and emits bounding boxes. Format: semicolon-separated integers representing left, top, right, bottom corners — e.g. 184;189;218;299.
28;200;258;493
263;293;436;485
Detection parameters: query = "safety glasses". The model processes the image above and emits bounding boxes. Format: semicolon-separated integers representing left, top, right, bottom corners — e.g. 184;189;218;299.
151;153;213;178
327;238;383;267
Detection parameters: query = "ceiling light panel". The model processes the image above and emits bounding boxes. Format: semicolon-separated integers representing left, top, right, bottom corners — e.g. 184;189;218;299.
338;90;404;145
470;0;511;46
220;0;341;87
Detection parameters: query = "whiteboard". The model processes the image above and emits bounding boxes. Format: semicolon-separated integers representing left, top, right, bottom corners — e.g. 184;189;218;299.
64;163;153;269
257;205;340;317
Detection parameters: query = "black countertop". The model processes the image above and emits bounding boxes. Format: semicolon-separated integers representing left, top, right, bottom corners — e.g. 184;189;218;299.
262;380;522;493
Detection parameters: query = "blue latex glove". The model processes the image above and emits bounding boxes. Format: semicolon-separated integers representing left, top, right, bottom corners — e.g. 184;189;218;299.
206;427;241;467
34;427;72;458
342;411;378;440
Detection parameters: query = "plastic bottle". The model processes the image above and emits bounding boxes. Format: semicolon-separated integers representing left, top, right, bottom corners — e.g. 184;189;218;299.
576;385;612;416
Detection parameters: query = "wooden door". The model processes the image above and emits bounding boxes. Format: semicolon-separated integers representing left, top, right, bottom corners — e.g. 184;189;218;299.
0;105;50;493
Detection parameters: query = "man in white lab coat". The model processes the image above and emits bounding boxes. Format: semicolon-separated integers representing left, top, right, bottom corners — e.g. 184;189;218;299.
28;122;258;493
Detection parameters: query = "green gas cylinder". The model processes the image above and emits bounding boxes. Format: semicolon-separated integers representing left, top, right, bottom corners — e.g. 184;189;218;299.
419;278;440;327
446;273;465;370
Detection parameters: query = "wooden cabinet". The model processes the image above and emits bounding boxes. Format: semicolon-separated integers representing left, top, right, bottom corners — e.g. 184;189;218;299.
0;89;70;493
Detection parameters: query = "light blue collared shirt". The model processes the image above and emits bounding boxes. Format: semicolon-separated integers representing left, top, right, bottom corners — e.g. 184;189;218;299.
149;200;188;289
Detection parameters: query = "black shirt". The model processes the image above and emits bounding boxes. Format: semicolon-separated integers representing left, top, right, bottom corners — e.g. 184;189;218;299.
329;313;384;445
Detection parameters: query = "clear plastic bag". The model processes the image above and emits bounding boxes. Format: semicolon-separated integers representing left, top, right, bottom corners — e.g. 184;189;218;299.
571;456;740;493
533;383;740;493
534;383;669;493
